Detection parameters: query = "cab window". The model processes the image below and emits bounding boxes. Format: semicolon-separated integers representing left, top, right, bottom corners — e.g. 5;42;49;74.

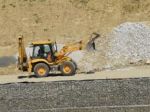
44;45;51;53
33;46;40;57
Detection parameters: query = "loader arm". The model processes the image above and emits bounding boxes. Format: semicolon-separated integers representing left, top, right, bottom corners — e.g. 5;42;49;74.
56;41;82;59
56;33;100;59
18;36;28;71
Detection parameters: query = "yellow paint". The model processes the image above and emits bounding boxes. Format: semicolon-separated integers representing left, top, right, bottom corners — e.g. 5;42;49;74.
37;67;46;76
32;40;54;45
63;66;71;74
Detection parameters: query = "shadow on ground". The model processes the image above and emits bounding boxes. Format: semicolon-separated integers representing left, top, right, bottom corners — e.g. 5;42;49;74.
17;73;71;79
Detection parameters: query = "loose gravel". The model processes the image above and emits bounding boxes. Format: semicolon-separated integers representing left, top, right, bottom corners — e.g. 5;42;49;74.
107;22;150;67
0;78;149;112
78;22;150;72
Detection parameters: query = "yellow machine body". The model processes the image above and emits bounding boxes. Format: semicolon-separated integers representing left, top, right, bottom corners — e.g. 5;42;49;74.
17;33;100;77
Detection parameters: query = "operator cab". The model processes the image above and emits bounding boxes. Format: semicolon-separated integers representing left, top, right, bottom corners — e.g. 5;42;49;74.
31;41;58;62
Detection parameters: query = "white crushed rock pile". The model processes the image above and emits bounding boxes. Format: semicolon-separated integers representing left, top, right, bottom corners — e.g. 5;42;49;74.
76;37;108;73
107;22;150;67
77;51;104;73
76;22;150;72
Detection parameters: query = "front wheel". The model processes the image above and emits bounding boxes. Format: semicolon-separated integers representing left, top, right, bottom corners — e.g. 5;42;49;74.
60;61;76;76
34;63;49;77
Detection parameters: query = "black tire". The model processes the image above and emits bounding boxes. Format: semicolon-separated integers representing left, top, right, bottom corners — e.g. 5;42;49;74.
71;60;78;70
60;61;76;76
34;63;49;77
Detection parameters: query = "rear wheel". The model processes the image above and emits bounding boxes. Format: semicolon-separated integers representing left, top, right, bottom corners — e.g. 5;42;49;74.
60;61;76;76
34;63;49;77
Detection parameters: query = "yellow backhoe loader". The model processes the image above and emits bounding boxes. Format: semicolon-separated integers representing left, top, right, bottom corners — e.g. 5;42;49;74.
18;33;100;77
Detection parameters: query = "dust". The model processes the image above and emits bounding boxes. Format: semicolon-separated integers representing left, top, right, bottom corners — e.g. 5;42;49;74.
0;56;16;67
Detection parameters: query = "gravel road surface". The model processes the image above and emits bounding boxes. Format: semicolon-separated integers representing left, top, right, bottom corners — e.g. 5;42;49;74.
0;78;150;112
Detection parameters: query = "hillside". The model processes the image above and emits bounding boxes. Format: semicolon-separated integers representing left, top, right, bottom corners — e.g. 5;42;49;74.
0;0;150;74
0;0;150;56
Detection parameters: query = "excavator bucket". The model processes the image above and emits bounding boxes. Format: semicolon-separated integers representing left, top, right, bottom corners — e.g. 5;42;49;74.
85;33;100;51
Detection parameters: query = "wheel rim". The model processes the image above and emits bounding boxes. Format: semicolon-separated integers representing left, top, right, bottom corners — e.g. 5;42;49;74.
63;66;71;74
37;67;46;76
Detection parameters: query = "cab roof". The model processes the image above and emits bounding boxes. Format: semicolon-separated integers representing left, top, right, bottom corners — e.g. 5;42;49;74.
31;40;54;45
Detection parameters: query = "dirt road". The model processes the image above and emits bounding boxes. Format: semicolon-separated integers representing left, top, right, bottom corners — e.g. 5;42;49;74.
1;65;150;84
